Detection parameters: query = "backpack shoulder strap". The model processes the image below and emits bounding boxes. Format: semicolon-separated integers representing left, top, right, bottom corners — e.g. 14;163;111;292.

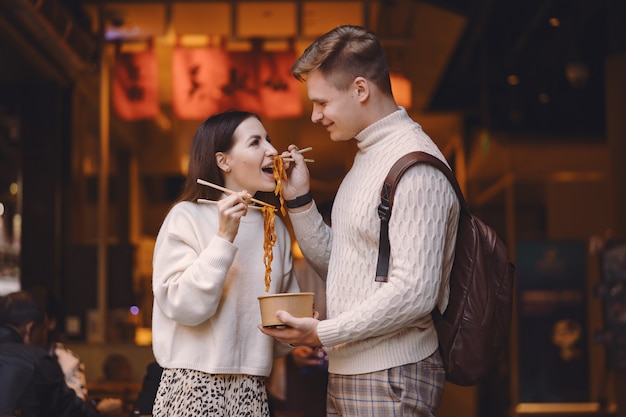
375;151;467;282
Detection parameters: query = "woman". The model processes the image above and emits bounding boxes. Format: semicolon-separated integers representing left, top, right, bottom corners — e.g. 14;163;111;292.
151;110;299;417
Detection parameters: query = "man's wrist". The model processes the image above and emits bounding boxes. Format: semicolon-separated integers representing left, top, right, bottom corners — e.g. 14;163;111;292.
285;192;313;209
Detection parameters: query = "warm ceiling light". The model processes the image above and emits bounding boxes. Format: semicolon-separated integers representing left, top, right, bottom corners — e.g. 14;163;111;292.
565;61;590;88
507;74;520;86
180;155;189;175
180;35;210;48
549;17;560;27
551;171;604;182
134;327;152;346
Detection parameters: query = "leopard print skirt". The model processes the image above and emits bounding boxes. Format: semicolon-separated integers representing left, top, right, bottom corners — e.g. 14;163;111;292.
152;368;270;417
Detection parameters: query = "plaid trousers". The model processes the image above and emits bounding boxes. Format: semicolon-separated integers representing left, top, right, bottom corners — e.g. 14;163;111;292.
326;351;445;417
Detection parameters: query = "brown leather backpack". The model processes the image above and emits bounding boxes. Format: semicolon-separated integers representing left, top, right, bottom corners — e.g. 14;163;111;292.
375;151;516;386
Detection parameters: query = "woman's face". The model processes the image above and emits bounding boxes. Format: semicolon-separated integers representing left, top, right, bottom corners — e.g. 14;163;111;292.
219;117;278;195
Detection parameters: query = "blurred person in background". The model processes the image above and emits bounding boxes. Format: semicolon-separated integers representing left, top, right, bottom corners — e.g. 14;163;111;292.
0;290;123;417
101;353;133;383
131;361;163;416
28;284;89;400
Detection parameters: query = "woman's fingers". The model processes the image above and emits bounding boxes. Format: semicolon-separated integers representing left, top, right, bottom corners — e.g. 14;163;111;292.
216;191;251;242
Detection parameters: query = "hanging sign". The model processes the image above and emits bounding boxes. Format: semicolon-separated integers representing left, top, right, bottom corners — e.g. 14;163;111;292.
112;44;159;120
172;45;230;120
259;50;302;118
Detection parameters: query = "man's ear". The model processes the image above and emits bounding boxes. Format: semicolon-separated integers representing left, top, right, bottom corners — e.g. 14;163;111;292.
354;77;370;102
215;152;231;173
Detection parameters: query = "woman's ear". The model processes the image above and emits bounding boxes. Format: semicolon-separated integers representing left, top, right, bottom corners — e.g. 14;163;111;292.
215;152;231;173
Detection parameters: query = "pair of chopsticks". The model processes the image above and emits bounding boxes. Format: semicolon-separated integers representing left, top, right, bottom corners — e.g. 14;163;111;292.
196;146;313;210
280;146;314;163
197;199;266;211
196;179;276;211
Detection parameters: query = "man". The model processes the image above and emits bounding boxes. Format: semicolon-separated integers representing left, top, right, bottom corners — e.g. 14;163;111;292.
260;25;460;416
0;291;122;417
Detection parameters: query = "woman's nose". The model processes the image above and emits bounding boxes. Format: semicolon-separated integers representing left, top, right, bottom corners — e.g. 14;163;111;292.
266;143;278;156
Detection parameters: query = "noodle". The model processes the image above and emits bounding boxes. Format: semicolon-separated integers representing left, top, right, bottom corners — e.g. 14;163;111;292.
273;156;288;216
260;157;287;292
262;205;277;292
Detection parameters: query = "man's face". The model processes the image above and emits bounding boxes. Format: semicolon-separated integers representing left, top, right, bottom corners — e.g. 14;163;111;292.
306;70;364;142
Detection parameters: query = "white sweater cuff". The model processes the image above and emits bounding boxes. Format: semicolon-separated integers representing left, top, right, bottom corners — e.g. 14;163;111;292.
316;318;343;347
199;235;238;270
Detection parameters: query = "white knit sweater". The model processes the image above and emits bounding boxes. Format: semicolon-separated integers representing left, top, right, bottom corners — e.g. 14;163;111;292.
289;108;460;375
152;201;299;377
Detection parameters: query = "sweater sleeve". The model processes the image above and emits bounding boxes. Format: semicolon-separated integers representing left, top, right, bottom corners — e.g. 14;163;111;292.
317;164;458;348
152;206;238;326
288;201;332;279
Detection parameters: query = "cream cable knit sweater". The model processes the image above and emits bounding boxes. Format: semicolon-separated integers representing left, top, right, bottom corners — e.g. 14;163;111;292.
289;108;460;375
152;201;299;377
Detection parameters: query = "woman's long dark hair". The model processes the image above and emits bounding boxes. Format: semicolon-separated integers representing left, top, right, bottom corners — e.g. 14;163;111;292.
177;110;260;203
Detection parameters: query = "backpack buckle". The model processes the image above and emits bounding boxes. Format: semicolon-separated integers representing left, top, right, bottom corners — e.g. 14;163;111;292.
377;202;390;220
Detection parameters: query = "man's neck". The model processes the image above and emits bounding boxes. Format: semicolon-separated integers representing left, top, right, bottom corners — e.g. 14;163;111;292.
363;94;399;127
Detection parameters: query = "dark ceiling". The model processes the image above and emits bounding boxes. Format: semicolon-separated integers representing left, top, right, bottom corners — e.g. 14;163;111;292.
424;0;616;141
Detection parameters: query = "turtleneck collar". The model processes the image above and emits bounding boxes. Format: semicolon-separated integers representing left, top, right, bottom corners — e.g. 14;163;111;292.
354;107;416;152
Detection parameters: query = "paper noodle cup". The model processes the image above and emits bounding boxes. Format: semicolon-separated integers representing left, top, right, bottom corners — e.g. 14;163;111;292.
258;292;315;328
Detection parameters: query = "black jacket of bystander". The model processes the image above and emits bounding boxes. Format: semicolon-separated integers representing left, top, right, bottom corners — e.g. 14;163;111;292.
0;324;101;417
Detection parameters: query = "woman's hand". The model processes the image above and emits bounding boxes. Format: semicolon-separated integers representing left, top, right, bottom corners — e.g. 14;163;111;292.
216;190;252;242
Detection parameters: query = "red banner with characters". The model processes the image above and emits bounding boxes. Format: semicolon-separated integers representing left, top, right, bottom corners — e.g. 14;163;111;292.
259;50;302;118
172;46;230;120
171;45;302;119
220;50;263;114
112;45;159;120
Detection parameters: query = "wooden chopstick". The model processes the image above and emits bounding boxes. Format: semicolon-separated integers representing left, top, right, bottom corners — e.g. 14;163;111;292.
196;179;276;209
197;199;266;211
278;147;314;162
278;146;313;158
296;146;313;154
282;158;314;163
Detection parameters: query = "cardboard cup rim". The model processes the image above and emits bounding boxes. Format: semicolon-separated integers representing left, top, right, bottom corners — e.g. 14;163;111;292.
257;291;315;300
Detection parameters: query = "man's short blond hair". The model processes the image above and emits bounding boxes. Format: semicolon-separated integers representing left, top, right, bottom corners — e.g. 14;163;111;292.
292;25;393;95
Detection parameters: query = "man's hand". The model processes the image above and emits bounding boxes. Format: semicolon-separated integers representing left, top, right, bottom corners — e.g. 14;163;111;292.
280;145;312;202
259;311;322;347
